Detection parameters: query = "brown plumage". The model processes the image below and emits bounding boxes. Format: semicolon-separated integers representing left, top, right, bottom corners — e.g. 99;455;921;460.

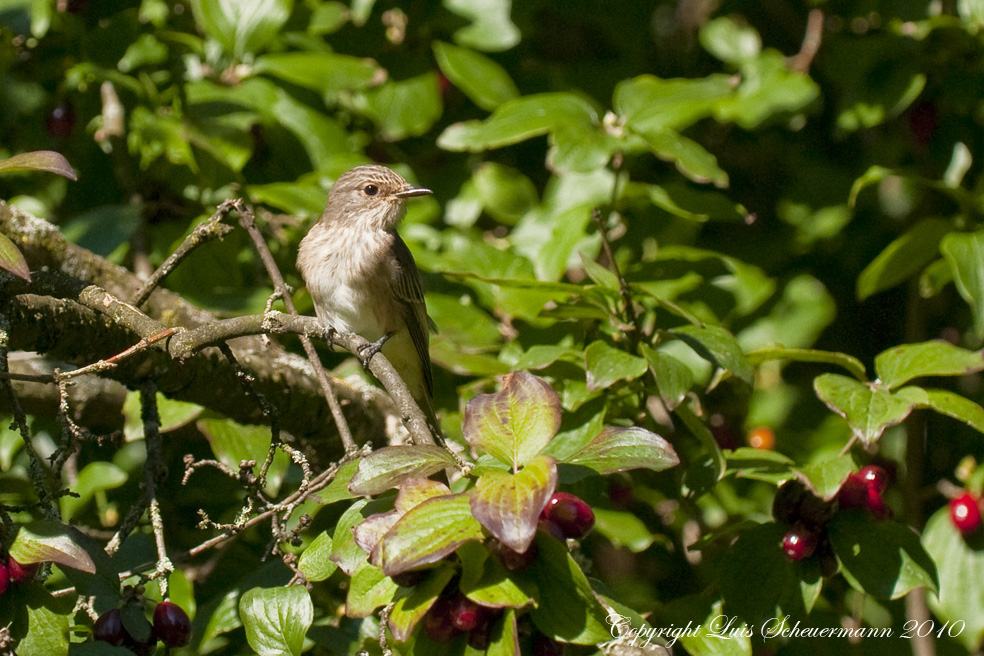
297;165;437;431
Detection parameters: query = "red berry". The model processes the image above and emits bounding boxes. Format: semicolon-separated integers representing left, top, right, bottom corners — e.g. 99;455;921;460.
422;596;462;642
859;465;889;495
950;492;982;535
153;601;192;647
532;632;565;656
468;613;495;650
538;519;567;542
772;479;808;523
865;487;892;521
837;474;868;510
0;560;8;597
93;609;126;646
493;539;538;571
606;477;634;509
541;493;595;539
782;524;819;561
449;595;488;632
8;558;38;584
747;426;775;450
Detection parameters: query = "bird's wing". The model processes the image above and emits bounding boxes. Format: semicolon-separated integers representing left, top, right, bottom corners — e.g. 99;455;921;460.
391;233;433;396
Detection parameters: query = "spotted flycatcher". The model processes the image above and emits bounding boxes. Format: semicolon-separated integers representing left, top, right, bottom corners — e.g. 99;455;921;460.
297;165;438;434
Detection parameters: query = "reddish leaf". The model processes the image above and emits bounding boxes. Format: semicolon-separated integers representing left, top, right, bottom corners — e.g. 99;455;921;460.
0;232;30;281
355;479;452;557
462;371;561;470
349;446;459;496
0;150;77;180
563;426;680;475
470;455;557;553
9;520;96;574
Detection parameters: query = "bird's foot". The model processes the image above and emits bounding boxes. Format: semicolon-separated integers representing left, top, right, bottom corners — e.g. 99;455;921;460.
358;332;394;367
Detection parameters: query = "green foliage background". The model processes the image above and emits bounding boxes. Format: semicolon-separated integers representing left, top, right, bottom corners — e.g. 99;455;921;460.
5;0;984;654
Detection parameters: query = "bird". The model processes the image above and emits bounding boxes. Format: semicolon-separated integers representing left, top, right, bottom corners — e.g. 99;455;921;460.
297;165;439;438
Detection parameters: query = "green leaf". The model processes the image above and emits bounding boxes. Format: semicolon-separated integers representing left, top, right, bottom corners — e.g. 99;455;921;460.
9;521;95;574
941;230;984;338
239;586;313;656
645;181;748;223
564;426;679;475
0;231;30;281
0;150;76;180
923;505;984;651
330;499;372;575
725;447;795;484
473;162;538;224
19;586;70;656
348;446;459;496
197;417;287;495
875;340;984;389
797;454;856;500
713;50;820;129
614;74;735;133
700;16;762;64
433;41;519;110
357;480;453;559
61;461;127;522
593;508;655;552
347;561;399;618
388;566;456;641
460;548;535;609
640;346;694;410
578;252;619;291
827;511;937;600
814;374;916;446
584;341;648;391
354;72;443;140
298;532;337;582
443;0;520;52
189;0;292;58
636;128;729;188
471;455;557;553
746;346;867;382
438;93;598;152
670;325;753;383
463;371;562;470
528;534;612;644
253;52;380;98
915;388;984;435
374;494;484;576
715;522;822;624
857;218;952;301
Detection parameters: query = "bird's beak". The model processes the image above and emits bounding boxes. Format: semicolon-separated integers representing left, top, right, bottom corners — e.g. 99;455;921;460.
394;185;432;199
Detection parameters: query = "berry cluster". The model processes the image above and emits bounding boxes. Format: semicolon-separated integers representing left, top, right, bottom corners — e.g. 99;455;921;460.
950;491;983;535
489;491;596;572
0;554;39;596
93;601;191;654
773;466;891;567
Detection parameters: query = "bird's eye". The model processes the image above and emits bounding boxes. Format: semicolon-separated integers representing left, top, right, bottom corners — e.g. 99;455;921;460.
363;184;379;196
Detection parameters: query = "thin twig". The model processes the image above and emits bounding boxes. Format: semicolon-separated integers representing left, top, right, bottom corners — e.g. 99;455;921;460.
132;203;236;307
140;382;174;595
789;9;824;74
232;200;358;453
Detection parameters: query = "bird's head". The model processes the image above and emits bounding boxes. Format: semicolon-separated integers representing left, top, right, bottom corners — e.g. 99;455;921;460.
322;165;431;231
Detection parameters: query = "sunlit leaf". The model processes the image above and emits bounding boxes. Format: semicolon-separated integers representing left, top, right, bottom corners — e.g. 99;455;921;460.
0;150;76;180
471;454;557;553
240;586;312;656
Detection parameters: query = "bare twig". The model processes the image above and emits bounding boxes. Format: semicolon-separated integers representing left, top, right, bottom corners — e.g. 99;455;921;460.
140;382;174;594
132;203;236;307
232;200;358;454
789;9;824;74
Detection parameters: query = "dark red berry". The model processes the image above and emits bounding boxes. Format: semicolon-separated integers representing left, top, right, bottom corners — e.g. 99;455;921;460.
93;609;126;646
865;487;892;521
8;558;38;584
859;465;889;495
449;595;488;632
541;493;595;539
951;492;982;535
606;477;634;509
46;104;75;139
710;423;740;450
538;518;567;542
782;524;819;561
493;539;538;571
837;474;868;510
422;597;462;643
772;479;808;523
0;560;8;597
798;492;835;528
908;100;938;146
532;632;565;656
153;601;192;647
